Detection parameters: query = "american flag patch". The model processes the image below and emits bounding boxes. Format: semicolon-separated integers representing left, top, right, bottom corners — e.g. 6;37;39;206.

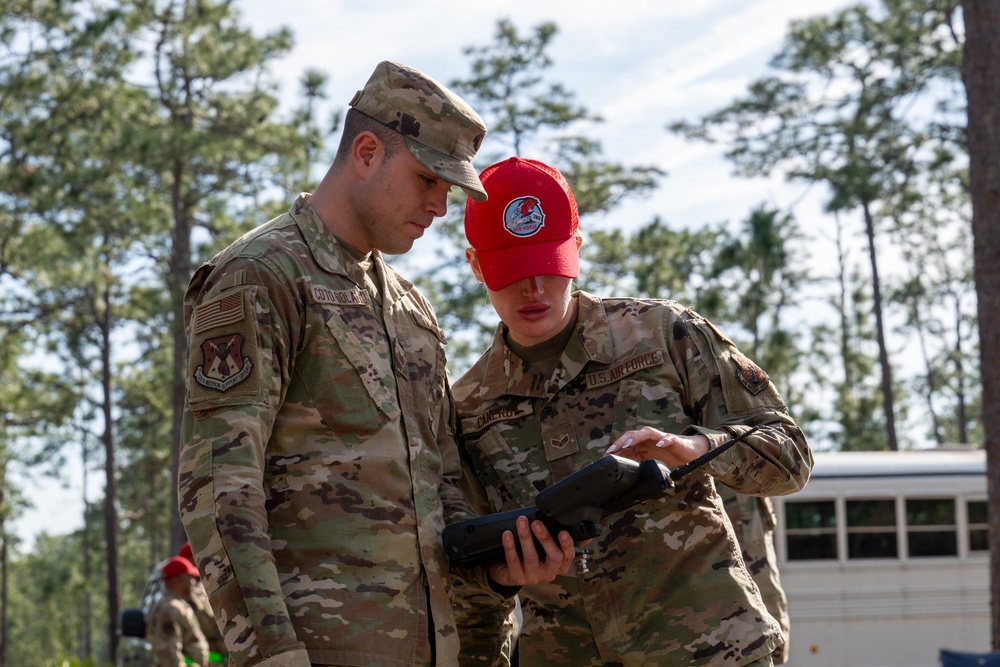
194;293;245;334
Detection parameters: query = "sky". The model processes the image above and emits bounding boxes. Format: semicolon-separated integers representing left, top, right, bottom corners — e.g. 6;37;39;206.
11;0;860;551
240;0;856;231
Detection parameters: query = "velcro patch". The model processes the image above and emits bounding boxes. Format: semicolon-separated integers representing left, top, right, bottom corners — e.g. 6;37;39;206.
586;350;664;389
733;352;769;395
194;292;244;335
462;402;533;435
194;334;254;392
542;423;578;461
309;285;371;307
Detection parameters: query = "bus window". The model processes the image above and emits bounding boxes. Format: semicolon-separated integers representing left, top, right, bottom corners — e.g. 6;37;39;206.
770;450;988;667
785;500;836;560
969;500;988;552
846;499;897;558
906;498;957;557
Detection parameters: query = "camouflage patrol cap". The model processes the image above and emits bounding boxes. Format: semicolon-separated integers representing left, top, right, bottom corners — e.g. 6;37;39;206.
350;61;488;202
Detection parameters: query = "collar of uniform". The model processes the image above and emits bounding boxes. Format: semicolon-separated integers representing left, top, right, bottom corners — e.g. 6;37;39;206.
290;194;352;278
290;194;415;303
475;291;614;401
572;291;614;365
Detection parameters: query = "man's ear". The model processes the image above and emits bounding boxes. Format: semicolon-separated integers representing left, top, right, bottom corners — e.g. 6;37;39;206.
353;131;380;173
466;247;486;283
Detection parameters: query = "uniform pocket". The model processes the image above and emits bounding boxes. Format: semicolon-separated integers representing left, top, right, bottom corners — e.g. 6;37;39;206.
297;308;400;447
691;317;787;418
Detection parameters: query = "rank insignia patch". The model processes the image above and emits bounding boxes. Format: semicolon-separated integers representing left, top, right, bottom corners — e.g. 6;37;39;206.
733;352;769;395
542;423;578;461
194;334;254;391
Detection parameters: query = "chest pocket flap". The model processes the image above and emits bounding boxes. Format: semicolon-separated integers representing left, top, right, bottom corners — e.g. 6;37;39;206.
324;307;401;421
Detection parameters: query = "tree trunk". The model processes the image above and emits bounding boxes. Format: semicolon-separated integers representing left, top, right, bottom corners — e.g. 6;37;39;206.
916;322;943;445
1;528;6;667
951;295;969;444
961;0;1000;649
169;161;194;554
1;457;7;667
101;281;120;664
861;201;899;450
81;438;93;661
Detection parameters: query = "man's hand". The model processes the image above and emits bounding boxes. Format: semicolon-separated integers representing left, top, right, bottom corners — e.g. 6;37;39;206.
486;515;576;586
605;426;710;467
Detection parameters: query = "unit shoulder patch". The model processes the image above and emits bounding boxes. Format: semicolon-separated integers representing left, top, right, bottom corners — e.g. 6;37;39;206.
733;352;769;395
194;333;254;392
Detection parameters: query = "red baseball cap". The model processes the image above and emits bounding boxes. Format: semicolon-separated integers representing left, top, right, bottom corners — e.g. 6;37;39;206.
161;556;200;581
464;157;579;291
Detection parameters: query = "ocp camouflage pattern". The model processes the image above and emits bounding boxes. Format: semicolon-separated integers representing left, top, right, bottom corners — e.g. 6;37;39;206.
178;194;479;667
146;588;209;667
350;61;487;201
719;488;790;665
451;292;813;666
189;579;228;663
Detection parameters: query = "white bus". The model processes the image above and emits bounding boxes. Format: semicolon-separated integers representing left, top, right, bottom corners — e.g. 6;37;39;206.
770;448;990;667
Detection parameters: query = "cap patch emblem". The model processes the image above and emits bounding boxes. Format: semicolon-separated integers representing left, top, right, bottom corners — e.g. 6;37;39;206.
194;334;254;392
503;197;545;237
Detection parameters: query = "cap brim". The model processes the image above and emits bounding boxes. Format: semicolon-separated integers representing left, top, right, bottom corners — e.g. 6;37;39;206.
476;236;579;291
404;137;487;202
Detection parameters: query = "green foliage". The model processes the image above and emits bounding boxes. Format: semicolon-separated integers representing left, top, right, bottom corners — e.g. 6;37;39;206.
889;156;979;445
452;19;590;159
580;217;720;303
699;206;809;390
450;20;662;211
670;0;970;450
7;532;111;666
0;0;331;663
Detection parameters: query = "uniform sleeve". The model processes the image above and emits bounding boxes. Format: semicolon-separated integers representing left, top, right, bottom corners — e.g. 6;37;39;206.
438;376;517;665
448;507;518;667
189;581;227;659
450;573;517;667
678;309;813;496
439;382;482;524
447;498;517;666
178;258;309;666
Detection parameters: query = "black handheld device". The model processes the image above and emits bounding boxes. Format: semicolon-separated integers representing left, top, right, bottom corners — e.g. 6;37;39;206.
443;425;762;567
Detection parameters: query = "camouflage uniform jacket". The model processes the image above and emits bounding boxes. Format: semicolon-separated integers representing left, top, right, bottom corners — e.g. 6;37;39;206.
452;292;813;666
147;589;209;667
179;195;478;667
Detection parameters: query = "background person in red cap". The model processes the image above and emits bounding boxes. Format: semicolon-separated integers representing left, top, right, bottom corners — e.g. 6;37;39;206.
146;556;209;667
451;156;813;666
178;62;574;667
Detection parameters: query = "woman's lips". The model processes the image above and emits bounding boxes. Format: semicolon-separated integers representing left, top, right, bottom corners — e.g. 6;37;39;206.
518;302;551;321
